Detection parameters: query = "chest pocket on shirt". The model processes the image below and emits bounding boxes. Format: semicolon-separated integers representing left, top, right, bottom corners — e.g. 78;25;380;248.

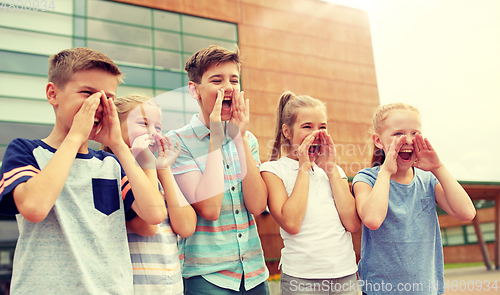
92;178;120;215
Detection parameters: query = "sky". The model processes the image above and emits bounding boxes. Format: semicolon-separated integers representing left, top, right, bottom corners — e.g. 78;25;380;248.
324;0;500;182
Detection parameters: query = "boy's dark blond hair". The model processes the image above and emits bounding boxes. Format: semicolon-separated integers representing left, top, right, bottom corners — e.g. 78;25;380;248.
185;45;241;84
48;47;122;89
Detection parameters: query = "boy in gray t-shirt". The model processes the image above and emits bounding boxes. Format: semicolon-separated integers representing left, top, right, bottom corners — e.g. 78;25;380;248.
0;48;167;294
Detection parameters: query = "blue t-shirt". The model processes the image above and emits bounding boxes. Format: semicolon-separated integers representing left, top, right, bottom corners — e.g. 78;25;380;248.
0;138;136;294
353;166;444;295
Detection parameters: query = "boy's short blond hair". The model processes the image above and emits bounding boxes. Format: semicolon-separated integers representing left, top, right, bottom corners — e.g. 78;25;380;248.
48;47;122;89
184;45;241;84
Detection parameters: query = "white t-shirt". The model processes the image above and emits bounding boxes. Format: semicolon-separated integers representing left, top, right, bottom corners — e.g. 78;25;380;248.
260;156;357;279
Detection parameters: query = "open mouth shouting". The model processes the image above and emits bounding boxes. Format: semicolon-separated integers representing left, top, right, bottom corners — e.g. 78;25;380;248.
308;144;320;155
398;149;413;162
221;95;232;111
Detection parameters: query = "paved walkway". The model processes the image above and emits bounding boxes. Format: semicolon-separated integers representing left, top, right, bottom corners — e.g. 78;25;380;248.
269;266;500;294
443;266;499;294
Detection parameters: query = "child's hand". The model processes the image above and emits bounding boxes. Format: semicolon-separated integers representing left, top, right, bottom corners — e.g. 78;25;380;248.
93;91;125;150
229;89;249;136
209;89;224;145
315;130;337;173
295;132;317;171
413;133;442;172
131;133;156;169
68;91;102;144
381;135;406;175
156;134;181;169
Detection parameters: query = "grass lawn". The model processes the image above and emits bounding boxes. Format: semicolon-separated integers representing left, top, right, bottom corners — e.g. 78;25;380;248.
444;262;492;269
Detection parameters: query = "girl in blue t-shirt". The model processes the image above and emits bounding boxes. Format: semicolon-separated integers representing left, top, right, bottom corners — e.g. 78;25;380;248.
352;103;476;295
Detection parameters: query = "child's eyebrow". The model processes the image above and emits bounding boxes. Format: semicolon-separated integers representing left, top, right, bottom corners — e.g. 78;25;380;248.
208;74;240;79
81;86;116;99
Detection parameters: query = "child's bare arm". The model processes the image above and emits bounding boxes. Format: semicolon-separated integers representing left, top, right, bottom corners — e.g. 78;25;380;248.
230;91;267;215
316;131;360;232
413;134;476;221
94;93;166;225
126;217;157;237
173;90;226;221
355;136;405;230
262;168;309;235
156;135;196;238
158;168;196;238
174;139;224;221
235;133;267;215
263;133;315;235
13;92;103;223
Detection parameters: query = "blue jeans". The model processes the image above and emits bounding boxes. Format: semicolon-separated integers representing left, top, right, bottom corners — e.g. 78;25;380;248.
183;275;270;295
280;272;359;295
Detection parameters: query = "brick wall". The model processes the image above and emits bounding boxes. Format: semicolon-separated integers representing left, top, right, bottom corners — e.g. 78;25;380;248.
114;0;379;176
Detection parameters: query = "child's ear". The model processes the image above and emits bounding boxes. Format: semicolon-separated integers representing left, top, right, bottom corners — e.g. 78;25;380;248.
46;82;58;106
372;133;384;149
282;124;290;140
188;82;199;101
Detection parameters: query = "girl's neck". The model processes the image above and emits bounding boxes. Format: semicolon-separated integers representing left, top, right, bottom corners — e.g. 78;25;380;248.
390;167;414;184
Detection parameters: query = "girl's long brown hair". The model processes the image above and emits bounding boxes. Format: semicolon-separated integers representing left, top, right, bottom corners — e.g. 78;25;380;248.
270;91;326;160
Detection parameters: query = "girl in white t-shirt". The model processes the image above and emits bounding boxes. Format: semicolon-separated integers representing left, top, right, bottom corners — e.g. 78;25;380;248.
260;91;361;295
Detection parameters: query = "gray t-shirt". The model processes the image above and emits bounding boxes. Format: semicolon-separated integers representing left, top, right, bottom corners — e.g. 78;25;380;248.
353;166;444;295
0;139;136;294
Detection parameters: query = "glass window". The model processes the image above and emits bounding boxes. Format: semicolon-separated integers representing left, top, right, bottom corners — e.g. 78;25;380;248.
87;19;151;47
465;225;477;243
153;10;180;31
155;51;182;71
120;66;153;88
116;86;154;99
0;51;48;77
0;73;47;100
162;111;184;131
445;227;465;246
183;35;236;55
54;0;74;14
0;122;53;145
0;10;72;36
87;40;152;66
87;0;151;27
0;28;71;56
155;71;183;90
74;0;85;16
182;15;237;41
440;229;448;246
155;89;184;112
480;222;495;242
154;31;181;51
74;17;85;38
0;98;55;124
0;0;238;165
74;38;85;48
184;92;200;112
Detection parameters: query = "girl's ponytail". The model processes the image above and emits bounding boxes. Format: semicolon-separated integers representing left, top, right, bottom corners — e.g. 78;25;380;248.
271;91;295;160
